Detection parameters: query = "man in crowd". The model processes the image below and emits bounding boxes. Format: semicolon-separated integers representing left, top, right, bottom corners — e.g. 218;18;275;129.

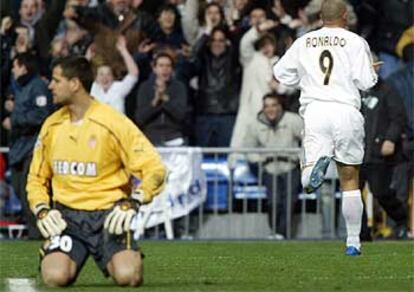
135;52;188;146
2;52;53;239
242;92;303;239
360;60;409;239
191;26;241;147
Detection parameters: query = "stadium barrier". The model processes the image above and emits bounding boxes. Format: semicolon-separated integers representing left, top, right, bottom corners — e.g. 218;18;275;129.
133;147;344;240
1;146;413;240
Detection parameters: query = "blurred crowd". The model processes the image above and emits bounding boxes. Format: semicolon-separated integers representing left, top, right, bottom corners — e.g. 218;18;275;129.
0;0;413;239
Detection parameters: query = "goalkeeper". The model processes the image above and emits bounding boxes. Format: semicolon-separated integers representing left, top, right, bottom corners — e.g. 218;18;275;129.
26;56;166;287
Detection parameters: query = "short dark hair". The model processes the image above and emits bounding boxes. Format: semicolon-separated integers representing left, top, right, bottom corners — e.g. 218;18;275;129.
208;25;230;47
262;92;285;108
153;51;175;67
13;52;38;75
157;4;181;30
255;33;277;51
52;55;94;92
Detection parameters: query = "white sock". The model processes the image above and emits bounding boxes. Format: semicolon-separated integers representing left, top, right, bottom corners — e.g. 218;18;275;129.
301;166;312;188
342;190;363;249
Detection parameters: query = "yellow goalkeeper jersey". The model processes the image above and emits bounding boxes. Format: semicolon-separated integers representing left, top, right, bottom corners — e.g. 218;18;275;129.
27;99;166;211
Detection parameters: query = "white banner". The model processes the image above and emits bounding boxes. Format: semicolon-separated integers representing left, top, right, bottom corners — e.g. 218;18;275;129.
134;147;206;230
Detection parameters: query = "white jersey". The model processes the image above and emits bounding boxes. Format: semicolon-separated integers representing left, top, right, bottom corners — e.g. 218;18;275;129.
91;74;138;114
273;27;377;113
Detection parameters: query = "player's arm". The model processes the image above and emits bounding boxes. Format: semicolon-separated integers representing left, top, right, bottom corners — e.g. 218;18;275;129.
104;117;166;235
26;124;67;238
27;126;52;212
272;40;300;87
351;38;378;91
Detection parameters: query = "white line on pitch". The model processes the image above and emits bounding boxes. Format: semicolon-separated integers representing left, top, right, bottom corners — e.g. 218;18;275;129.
6;278;37;292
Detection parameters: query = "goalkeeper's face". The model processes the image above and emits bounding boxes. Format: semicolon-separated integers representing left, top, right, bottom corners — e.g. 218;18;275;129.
49;66;75;105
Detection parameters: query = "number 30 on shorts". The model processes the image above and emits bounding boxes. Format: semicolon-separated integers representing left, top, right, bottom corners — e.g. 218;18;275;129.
319;50;334;85
48;235;73;253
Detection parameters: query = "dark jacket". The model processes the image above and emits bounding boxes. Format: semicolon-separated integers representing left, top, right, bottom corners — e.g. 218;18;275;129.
386;62;414;139
73;3;156;78
359;0;413;55
361;79;407;164
154;26;187;50
33;0;67;66
74;3;157;39
191;34;241;115
8;74;53;166
134;76;188;145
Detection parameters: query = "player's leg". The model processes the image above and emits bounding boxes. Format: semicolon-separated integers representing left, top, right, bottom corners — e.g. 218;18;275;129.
359;164;372;241
301;103;334;193
337;162;359;190
302;156;332;193
39;205;90;286
333;104;365;255
96;211;143;287
336;162;363;255
41;252;77;287
39;233;88;287
107;249;143;286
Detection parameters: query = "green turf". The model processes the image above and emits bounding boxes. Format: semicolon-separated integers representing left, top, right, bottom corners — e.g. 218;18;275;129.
0;240;413;291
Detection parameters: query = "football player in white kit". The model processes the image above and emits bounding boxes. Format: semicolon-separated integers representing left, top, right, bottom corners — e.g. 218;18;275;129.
273;0;378;256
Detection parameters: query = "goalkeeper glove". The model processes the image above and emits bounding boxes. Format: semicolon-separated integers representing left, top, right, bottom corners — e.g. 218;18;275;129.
104;190;144;235
35;204;67;238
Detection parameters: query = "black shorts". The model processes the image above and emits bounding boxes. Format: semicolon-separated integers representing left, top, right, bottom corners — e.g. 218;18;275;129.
39;203;139;277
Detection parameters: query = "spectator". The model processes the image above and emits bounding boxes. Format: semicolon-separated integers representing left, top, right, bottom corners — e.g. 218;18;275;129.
358;0;413;78
153;4;191;82
16;0;67;75
135;52;188;146
231;20;280;148
240;5;267;32
1;52;53;239
1;16;14;106
70;0;157;43
223;0;249;32
360;61;409;239
91;35;138;114
154;4;187;51
16;0;40;42
53;0;92;56
190;26;241;147
387;39;414;141
386;40;414;209
182;1;227;46
68;0;157;78
241;92;303;238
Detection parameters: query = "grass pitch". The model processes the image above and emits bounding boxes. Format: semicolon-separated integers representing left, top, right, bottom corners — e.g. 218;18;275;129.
0;240;413;291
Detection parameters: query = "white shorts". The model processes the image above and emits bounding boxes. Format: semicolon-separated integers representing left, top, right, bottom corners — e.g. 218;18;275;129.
302;101;364;166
